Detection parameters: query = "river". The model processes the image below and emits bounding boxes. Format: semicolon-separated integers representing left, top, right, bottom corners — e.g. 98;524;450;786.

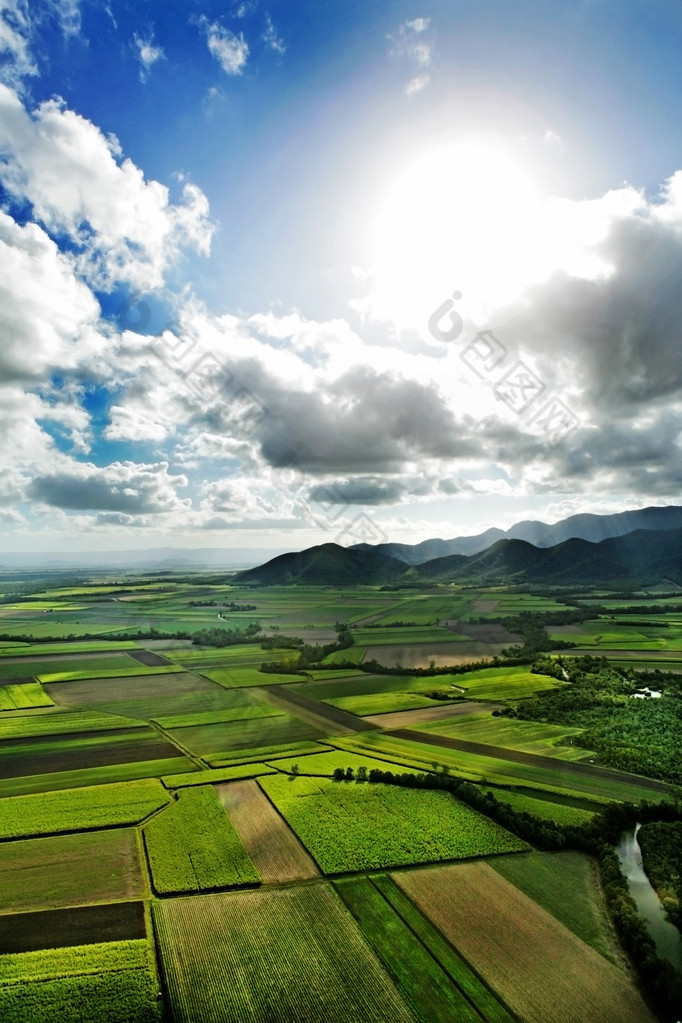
615;824;682;972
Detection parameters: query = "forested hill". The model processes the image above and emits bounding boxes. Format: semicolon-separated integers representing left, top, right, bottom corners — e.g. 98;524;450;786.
236;528;682;588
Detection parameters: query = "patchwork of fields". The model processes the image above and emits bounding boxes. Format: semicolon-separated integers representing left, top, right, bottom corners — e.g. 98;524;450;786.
0;571;678;1021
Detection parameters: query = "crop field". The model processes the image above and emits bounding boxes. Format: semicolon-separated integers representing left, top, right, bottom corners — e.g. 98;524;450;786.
152;703;283;729
153;885;416;1023
217;780;319;882
258;773;527;873
0;829;145;914
0;939;162;1023
441;666;566;701
0;571;679;1019
205;739;333;766
338;731;667;803
0;757;193;799
43;671;237;721
0;683;53;711
143;785;259;894
493;790;595;827
166;712;322;756
326;690;441;715
0;727;184;780
489;850;621;962
0;708;147;740
0;778;169;840
415;713;589;761
0;901;146;954
335;874;514;1023
395;862;656;1023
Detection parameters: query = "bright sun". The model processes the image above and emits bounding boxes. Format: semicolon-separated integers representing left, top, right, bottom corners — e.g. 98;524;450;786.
369;140;548;328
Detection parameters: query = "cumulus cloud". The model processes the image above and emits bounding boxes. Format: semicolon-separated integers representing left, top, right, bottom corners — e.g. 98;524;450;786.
27;460;189;514
0;84;214;288
200;18;248;75
0;210;104;380
134;32;164;82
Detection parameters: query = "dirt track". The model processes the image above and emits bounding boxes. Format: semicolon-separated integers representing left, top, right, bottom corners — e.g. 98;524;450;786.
387;728;670;793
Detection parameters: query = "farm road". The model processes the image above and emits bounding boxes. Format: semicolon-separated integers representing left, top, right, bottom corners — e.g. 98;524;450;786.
388;729;671;794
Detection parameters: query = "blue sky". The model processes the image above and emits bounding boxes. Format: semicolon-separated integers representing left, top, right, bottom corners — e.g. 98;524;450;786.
1;0;682;555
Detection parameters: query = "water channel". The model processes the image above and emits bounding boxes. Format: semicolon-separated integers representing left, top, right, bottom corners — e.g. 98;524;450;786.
615;824;682;972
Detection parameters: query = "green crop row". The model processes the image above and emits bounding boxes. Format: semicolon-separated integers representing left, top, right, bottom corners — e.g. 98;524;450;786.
258;774;528;874
0;683;53;711
143;785;260;894
335;875;514;1023
152;704;282;729
162;763;277;788
0;778;169;840
0;940;162;1023
205;739;332;766
0;708;147;740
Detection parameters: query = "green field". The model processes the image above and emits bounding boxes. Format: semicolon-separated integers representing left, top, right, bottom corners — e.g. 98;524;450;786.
489;850;622;962
153;885;416;1023
336;874;515;1023
0;683;53;711
0;779;168;839
259;773;528;873
143;785;259;893
0;829;145;914
0;940;162;1023
0;571;679;1020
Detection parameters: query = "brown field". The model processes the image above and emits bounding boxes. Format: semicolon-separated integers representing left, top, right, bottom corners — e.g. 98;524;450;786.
471;600;500;613
0;900;145;953
0;829;145;914
128;649;173;667
154;885;415;1023
216;779;318;883
258;686;374;734
363;700;503;729
394;861;657;1023
0;731;183;778
364;643;511;668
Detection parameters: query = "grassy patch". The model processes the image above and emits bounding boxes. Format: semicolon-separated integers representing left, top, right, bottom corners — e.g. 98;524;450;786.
162;764;277;787
0;683;53;711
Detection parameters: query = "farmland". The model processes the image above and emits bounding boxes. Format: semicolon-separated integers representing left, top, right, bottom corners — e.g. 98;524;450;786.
143;785;259;894
153;886;416;1022
0;940;162;1023
395;862;657;1023
0;568;679;1020
259;773;528;873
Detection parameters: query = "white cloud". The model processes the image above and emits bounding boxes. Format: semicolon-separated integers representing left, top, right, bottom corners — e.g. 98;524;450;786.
263;15;285;54
405;74;430;97
0;84;214;288
0;0;35;83
0;210;104;381
27;460;190;514
134;32;165;82
201;18;248;76
389;16;433;96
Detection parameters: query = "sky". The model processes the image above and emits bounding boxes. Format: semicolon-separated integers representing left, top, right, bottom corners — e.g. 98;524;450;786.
1;0;682;557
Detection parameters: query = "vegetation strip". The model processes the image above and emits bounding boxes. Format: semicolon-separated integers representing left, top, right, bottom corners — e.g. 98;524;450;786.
388;728;670;792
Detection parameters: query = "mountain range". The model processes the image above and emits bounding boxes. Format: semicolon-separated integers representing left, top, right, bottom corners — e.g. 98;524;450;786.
236;506;682;588
350;505;682;565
